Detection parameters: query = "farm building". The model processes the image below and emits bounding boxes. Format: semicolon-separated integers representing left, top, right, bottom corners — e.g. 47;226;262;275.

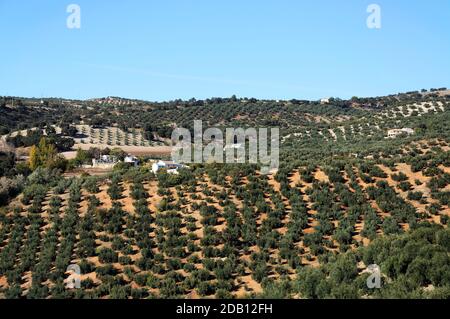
152;160;184;174
124;155;139;167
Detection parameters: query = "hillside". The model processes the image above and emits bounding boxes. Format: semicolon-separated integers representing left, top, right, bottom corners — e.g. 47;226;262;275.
0;89;449;299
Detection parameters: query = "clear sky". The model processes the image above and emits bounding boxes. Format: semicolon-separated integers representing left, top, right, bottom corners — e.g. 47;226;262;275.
0;0;449;101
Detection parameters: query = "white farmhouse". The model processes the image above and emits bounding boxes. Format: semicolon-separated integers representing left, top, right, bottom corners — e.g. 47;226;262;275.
124;155;139;167
152;160;184;175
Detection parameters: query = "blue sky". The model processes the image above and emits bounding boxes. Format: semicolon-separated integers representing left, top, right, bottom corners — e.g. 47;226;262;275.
0;0;449;101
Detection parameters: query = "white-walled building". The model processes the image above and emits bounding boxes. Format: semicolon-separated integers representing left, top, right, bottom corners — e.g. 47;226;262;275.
124;155;139;166
152;160;184;174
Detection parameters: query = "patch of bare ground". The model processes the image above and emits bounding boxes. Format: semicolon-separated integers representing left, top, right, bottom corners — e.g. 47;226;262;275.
96;184;113;210
0;276;7;289
235;275;262;297
266;174;281;193
118;182;135;215
64;167;113;178
314;169;329;183
144;180;161;212
78;189;90;217
288;169;301;188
